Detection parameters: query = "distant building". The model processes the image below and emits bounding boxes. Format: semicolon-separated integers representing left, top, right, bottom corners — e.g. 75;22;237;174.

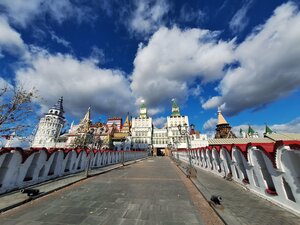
132;99;208;155
107;117;122;130
31;98;208;151
131;100;153;149
32;97;65;148
214;109;236;138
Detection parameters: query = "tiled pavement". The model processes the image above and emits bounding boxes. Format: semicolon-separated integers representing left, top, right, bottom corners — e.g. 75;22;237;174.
180;162;300;225
0;158;209;225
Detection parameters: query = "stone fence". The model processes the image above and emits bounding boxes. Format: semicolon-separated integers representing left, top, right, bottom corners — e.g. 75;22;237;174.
0;148;147;194
173;141;300;214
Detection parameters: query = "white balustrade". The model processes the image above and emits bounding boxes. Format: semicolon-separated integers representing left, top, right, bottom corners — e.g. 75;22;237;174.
0;148;147;194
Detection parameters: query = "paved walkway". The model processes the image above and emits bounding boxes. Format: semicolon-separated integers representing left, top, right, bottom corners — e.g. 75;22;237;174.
179;161;300;225
0;157;220;225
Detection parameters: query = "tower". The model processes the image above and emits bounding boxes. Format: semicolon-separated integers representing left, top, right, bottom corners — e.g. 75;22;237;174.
32;97;65;148
171;98;180;116
214;109;236;138
121;113;131;133
77;106;91;133
139;100;147;118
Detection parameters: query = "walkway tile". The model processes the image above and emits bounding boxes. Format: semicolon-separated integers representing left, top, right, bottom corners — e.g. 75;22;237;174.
0;158;215;225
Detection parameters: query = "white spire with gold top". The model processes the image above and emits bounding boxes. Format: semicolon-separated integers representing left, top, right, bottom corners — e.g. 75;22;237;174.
217;107;228;125
121;112;131;133
78;106;91;133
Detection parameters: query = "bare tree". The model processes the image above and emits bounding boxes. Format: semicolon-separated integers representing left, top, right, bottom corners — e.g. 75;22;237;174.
0;84;37;136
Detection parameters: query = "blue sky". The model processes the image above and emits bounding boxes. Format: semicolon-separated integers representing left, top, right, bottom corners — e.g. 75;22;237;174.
0;0;300;137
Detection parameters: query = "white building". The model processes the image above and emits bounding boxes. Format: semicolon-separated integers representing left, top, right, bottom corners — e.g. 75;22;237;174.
132;99;208;153
31;97;65;148
167;99;190;149
131;100;153;149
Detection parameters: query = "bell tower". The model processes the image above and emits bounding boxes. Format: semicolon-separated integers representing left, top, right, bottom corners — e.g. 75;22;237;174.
139;100;147;118
171;98;180;116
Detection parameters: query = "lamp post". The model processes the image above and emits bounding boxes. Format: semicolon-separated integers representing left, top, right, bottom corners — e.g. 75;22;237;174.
85;129;95;178
172;137;179;163
177;123;195;178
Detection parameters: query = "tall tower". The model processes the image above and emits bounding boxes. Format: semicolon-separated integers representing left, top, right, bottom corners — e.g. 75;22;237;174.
139;100;147;118
32;97;65;148
214;109;236;138
171;98;180;116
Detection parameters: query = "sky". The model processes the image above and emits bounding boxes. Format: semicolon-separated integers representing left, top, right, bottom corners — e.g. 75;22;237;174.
0;0;300;138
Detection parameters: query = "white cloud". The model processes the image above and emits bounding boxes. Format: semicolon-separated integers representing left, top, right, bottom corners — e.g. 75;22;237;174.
229;0;253;34
203;2;300;115
129;0;169;36
202;96;222;110
0;0;92;27
131;26;235;109
153;117;167;128
15;51;136;118
0;16;27;56
179;4;205;23
232;117;300;137
203;118;218;131
49;31;71;49
202;117;218;138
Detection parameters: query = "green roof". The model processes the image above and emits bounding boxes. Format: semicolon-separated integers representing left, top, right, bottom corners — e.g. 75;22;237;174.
171;99;180;116
265;125;273;134
248;126;255;135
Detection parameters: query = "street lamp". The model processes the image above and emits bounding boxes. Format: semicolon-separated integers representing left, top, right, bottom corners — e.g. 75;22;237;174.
177;123;196;178
85;129;95;178
172;137;180;163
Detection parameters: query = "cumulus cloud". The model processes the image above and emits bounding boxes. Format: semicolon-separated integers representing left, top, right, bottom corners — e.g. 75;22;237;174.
15;51;136;118
232;117;300;137
203;117;218;131
0;0;92;27
131;26;235;110
229;0;253;34
153;117;167;128
0;16;27;57
203;2;300;115
202;117;218;138
129;0;169;36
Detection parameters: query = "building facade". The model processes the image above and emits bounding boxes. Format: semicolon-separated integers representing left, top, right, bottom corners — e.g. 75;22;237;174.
32;97;65;148
131;101;153;149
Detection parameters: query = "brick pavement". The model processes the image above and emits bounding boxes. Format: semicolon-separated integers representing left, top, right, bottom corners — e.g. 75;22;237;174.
0;157;214;225
179;161;300;225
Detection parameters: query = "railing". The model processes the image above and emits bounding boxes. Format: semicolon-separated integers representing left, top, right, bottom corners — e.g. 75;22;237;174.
0;148;147;194
172;142;300;214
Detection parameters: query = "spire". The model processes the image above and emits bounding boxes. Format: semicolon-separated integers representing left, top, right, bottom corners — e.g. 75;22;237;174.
78;106;91;132
139;100;147;118
171;98;180;116
264;124;273;135
124;112;130;125
121;112;130;132
248;125;255;136
52;96;64;112
217;108;228;125
48;96;64;117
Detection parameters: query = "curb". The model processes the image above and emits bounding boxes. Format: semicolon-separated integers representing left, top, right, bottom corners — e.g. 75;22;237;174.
172;158;234;225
